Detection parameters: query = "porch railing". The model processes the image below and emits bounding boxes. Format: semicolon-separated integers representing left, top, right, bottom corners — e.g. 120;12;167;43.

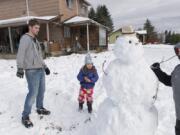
0;45;11;53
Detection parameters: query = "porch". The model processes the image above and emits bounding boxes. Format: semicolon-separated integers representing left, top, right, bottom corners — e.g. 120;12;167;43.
0;16;60;55
63;16;108;53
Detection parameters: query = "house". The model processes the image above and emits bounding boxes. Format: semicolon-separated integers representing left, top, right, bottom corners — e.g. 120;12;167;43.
108;28;122;44
136;30;147;44
0;0;108;55
108;28;147;44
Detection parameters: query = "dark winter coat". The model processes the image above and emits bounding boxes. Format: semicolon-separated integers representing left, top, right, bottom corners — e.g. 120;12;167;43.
77;66;99;89
152;64;180;120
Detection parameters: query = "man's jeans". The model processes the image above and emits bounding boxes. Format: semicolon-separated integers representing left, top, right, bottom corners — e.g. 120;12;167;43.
22;68;45;118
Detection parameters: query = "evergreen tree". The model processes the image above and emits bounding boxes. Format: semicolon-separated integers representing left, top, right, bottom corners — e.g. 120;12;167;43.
143;19;158;42
165;30;169;43
167;31;172;43
88;7;96;21
171;32;176;44
95;5;114;32
165;31;180;44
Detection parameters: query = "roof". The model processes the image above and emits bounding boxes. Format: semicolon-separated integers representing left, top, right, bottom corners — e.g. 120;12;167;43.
135;30;147;35
0;16;58;27
64;16;90;24
109;28;121;36
64;16;109;29
83;0;91;6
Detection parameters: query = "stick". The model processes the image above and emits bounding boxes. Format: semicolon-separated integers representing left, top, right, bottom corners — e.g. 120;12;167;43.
152;80;159;104
159;55;176;64
102;60;108;76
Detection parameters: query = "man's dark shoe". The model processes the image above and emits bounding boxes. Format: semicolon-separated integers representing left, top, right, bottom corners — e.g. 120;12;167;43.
21;116;33;128
37;107;51;115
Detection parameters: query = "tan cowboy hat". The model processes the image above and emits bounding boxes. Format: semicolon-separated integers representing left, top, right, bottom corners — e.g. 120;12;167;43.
122;25;135;34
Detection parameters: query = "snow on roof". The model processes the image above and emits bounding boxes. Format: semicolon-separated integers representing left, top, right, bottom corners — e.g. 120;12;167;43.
64;16;90;24
64;16;109;29
135;30;147;35
0;16;57;26
83;0;91;6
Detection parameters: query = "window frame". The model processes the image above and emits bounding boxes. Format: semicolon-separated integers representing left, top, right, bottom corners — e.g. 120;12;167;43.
66;0;74;9
64;26;71;38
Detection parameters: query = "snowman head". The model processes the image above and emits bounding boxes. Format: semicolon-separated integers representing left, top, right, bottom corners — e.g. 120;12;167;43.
113;35;144;64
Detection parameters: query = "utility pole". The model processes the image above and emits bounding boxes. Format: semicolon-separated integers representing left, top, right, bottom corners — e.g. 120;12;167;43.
76;0;79;15
25;0;30;23
86;23;90;52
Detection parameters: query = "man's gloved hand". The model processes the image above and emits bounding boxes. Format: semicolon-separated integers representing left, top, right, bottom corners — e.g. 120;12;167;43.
151;63;160;70
45;67;50;75
16;68;24;78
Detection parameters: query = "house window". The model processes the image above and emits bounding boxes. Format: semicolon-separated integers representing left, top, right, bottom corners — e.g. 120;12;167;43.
66;0;73;9
99;27;106;46
81;5;88;16
64;26;71;38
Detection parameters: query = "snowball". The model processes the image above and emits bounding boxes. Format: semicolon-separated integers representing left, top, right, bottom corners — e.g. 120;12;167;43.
113;35;143;64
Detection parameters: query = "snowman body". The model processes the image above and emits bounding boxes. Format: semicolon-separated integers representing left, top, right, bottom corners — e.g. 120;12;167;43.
93;35;158;135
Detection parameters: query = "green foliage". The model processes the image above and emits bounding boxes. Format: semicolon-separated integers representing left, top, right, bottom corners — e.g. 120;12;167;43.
88;5;114;32
143;19;158;42
88;7;96;21
165;30;180;44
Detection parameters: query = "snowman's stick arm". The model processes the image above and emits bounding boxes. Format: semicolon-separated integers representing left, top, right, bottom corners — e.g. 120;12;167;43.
153;80;159;103
152;57;164;103
159;55;176;64
102;60;108;76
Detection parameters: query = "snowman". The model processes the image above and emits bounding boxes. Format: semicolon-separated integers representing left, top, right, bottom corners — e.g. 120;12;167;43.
91;26;158;135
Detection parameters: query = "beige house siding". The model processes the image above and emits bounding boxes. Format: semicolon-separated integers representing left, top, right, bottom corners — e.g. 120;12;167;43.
78;0;88;17
49;24;63;45
28;0;59;16
0;0;89;21
0;0;59;20
0;0;26;20
59;0;78;21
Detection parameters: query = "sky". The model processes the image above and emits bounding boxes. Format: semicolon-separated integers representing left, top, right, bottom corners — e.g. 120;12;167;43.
88;0;180;32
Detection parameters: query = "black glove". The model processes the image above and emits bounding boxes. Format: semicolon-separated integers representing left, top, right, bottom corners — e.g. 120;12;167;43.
45;67;50;75
16;68;24;78
151;63;160;70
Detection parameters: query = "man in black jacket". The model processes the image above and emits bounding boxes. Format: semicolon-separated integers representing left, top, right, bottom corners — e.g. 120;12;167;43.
151;44;180;135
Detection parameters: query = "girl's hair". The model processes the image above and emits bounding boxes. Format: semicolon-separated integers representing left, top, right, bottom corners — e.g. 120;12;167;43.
82;65;97;74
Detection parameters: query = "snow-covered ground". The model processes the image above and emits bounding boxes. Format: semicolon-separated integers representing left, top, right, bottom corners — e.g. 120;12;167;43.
0;44;178;135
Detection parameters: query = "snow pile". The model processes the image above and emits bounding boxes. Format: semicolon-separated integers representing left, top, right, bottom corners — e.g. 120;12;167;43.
0;44;177;135
90;35;159;135
113;35;143;64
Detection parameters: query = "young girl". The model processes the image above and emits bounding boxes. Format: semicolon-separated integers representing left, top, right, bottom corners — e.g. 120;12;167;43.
77;54;99;113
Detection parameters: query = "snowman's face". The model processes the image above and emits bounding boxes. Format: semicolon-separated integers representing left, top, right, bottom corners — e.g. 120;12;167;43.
113;35;144;64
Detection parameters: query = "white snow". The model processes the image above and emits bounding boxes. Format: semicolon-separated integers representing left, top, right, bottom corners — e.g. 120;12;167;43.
0;16;57;26
64;16;108;29
64;16;91;24
0;44;178;135
136;30;147;35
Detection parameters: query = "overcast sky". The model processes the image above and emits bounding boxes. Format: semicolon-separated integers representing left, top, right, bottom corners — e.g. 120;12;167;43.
88;0;180;32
